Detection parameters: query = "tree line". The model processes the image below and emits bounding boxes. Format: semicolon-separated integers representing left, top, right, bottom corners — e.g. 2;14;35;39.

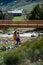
26;4;43;20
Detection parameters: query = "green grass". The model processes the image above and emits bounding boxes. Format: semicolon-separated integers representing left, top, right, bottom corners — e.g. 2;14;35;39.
0;51;5;61
12;15;26;20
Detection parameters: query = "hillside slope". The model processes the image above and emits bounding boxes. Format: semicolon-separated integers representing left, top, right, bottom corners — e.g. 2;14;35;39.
0;0;43;12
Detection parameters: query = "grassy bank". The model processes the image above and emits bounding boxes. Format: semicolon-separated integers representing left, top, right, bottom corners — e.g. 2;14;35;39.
3;36;43;65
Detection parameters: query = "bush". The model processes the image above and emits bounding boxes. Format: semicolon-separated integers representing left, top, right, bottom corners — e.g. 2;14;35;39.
26;37;43;62
3;50;21;65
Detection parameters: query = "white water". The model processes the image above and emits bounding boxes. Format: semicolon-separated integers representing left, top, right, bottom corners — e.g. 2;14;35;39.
20;32;38;37
0;32;38;37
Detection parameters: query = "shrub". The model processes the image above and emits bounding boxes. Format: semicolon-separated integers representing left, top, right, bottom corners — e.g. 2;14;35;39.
26;37;43;62
3;50;21;65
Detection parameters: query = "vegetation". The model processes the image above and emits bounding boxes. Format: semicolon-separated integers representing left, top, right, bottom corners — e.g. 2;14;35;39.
3;36;43;65
0;1;43;20
26;4;43;20
12;15;26;20
14;1;43;12
0;10;5;20
0;0;42;12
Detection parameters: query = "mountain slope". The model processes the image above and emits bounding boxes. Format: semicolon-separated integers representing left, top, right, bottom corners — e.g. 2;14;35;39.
0;0;43;12
0;0;39;5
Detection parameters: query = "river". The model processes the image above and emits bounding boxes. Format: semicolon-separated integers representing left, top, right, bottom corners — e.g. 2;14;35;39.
0;32;38;37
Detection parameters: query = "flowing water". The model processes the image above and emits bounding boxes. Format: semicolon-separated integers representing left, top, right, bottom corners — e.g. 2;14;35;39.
0;32;38;37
